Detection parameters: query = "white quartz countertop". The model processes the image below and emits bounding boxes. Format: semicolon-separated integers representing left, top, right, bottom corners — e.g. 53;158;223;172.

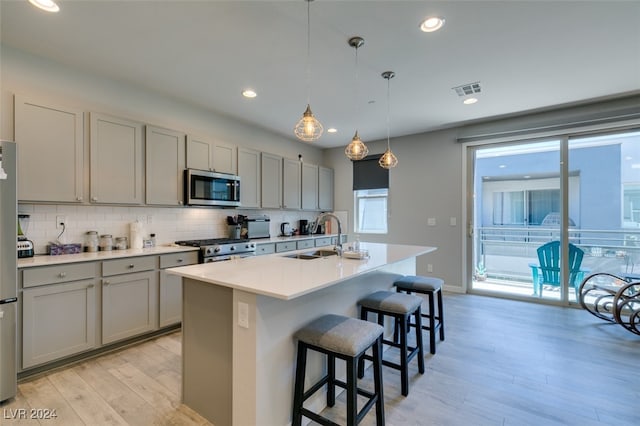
167;242;436;300
17;245;199;268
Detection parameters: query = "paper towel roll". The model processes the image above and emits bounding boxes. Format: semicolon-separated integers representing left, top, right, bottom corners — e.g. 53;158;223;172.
130;221;144;249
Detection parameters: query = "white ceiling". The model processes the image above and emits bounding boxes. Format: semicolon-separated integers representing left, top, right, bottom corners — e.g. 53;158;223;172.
2;0;639;148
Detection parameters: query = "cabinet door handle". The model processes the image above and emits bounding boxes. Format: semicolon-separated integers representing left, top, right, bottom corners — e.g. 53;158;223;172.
103;280;110;285
128;264;135;269
91;196;98;202
178;201;183;205
87;284;95;289
58;272;67;278
76;196;83;201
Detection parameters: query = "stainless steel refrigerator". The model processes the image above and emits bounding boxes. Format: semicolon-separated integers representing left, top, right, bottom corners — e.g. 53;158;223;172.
0;141;17;402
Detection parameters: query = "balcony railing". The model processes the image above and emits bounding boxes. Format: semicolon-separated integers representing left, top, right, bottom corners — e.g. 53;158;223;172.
476;226;640;282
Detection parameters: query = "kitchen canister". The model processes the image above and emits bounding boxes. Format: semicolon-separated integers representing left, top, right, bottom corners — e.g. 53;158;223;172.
99;234;113;251
130;220;144;249
84;231;99;252
115;236;128;250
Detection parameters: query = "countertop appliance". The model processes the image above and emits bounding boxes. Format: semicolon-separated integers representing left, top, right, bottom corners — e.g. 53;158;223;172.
244;215;270;239
0;141;18;403
299;219;309;235
184;169;241;207
280;222;292;237
17;213;34;258
175;238;256;263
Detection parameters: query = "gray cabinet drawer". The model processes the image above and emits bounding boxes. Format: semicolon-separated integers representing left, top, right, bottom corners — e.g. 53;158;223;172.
256;243;275;255
297;239;314;250
276;242;297;252
102;256;157;276
22;262;97;288
160;251;198;269
315;237;332;247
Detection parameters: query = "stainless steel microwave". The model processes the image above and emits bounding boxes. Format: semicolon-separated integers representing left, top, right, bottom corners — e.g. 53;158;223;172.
184;169;241;207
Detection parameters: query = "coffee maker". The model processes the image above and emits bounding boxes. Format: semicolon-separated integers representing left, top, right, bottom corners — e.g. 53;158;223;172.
17;213;34;258
299;219;309;235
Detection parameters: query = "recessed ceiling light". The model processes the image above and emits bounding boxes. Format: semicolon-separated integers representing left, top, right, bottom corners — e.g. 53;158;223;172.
463;97;478;105
419;16;445;33
499;164;506;169
28;0;60;12
242;89;257;98
327;128;337;133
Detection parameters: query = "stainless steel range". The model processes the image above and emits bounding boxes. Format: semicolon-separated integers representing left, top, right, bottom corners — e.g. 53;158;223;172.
175;238;256;263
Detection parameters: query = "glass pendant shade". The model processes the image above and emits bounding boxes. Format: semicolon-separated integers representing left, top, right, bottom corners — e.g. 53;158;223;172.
294;104;323;142
379;148;398;169
345;131;369;160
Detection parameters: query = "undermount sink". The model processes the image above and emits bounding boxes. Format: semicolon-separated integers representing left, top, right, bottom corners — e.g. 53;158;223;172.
282;249;338;260
305;249;338;257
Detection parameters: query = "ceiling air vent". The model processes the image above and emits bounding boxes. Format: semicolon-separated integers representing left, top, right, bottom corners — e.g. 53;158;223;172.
452;81;481;97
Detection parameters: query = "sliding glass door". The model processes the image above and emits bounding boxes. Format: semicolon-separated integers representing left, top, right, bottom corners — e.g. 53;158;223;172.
469;129;640;304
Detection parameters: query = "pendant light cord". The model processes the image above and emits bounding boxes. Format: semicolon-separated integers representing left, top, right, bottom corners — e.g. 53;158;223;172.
355;45;360;130
386;75;391;150
306;0;311;105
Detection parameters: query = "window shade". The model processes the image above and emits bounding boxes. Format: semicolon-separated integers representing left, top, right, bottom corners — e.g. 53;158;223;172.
353;154;389;190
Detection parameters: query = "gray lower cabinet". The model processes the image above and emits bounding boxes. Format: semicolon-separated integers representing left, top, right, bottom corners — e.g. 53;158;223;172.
22;279;97;369
159;252;198;327
102;270;158;345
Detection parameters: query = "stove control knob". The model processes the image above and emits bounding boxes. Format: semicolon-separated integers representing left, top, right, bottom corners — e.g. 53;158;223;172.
214;247;221;253
206;248;213;255
230;246;236;251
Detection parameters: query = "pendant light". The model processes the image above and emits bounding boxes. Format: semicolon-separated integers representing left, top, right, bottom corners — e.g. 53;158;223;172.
344;36;369;161
294;0;323;142
379;71;398;169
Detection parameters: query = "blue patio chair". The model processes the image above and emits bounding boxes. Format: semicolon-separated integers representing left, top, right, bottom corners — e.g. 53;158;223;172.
529;241;588;297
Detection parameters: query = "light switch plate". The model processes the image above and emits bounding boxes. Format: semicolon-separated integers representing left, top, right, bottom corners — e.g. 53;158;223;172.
427;218;436;226
238;302;249;329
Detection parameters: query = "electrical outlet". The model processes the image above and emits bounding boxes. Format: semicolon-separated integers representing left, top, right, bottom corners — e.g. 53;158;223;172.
56;215;66;229
427;264;434;273
147;215;153;224
427;218;436;226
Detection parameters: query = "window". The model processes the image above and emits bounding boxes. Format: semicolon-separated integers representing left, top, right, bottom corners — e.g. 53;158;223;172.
354;189;388;233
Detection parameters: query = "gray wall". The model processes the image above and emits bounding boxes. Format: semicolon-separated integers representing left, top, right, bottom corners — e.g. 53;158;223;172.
324;130;465;292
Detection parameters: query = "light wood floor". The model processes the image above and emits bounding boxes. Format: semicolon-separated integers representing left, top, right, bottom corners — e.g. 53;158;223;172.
2;294;639;425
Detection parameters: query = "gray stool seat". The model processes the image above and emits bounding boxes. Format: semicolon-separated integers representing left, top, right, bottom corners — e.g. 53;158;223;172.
358;291;425;396
394;275;445;355
358;290;423;315
394;275;443;292
294;314;384;357
293;314;385;426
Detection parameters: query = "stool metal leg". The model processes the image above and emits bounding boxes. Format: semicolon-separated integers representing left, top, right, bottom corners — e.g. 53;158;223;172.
399;313;409;396
327;353;336;407
292;341;307;426
414;308;425;374
372;337;385;426
427;292;437;354
346;357;357;426
437;290;445;341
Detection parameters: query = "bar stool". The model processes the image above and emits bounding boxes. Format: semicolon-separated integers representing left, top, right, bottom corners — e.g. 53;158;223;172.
358;291;425;397
292;314;385;426
394;275;445;354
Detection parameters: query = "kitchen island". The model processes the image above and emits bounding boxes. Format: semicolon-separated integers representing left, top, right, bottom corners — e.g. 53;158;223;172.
167;242;436;426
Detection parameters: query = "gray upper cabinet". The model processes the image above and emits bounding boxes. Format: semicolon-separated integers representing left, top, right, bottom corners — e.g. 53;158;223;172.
238;147;261;208
261;152;282;209
301;163;319;210
282;158;301;210
187;135;237;175
318;166;334;211
90;113;143;204
14;94;84;203
146;125;186;206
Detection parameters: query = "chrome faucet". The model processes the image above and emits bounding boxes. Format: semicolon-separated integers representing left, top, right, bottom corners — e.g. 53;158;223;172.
312;213;343;257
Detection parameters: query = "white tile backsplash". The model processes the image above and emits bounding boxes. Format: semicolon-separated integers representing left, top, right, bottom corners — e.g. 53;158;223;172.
18;204;320;255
